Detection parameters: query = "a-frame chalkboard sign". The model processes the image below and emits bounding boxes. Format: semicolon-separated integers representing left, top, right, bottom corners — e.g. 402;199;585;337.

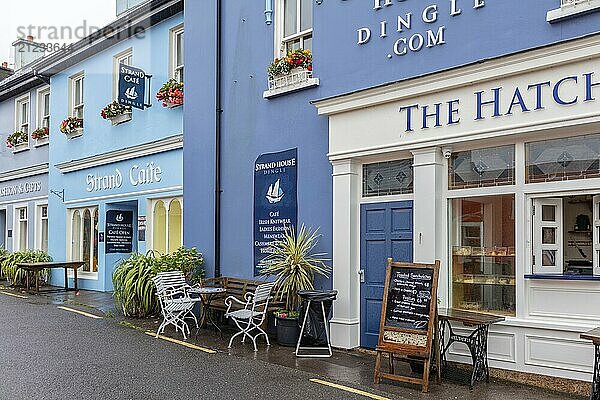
374;258;441;393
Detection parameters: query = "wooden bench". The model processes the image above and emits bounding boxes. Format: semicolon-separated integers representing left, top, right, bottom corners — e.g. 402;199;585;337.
202;277;285;313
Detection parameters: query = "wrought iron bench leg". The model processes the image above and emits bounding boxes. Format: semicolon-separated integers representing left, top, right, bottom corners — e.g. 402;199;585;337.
592;344;600;400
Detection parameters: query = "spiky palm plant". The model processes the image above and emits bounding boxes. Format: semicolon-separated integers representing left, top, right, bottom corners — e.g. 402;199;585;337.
1;250;52;286
259;224;330;311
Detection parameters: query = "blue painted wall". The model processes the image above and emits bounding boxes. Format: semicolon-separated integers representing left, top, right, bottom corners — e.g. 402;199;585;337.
48;13;184;291
0;84;49;252
183;1;600;281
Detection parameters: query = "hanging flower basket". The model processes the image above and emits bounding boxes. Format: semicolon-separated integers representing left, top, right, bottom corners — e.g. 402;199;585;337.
101;101;132;126
60;117;84;139
6;131;28;151
31;127;49;145
156;79;184;108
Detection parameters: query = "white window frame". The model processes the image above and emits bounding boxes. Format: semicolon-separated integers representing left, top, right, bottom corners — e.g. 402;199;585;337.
148;197;183;254
15;93;30;137
274;0;313;57
69;72;85;119
113;48;133;100
35;202;48;252
67;206;99;279
169;25;184;82
13;204;29;252
547;0;600;23
532;198;563;275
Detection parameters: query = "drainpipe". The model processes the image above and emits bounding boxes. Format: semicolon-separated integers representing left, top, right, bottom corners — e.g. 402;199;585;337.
214;0;223;277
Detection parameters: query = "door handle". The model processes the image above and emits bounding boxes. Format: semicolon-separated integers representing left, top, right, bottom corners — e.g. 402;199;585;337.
359;269;365;283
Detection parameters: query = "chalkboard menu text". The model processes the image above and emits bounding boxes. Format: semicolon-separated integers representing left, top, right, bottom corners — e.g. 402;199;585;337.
106;210;134;254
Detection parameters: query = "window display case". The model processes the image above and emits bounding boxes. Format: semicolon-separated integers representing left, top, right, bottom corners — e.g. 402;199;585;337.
450;195;516;316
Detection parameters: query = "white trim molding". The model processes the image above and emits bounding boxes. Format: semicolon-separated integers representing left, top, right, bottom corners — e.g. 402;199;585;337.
55;134;183;174
0;163;48;182
547;0;600;23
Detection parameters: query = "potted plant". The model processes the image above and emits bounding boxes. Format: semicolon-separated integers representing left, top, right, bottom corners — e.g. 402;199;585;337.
59;116;83;139
267;49;313;91
100;101;132;126
5;131;29;151
156;78;184;108
31;127;49;145
259;224;330;346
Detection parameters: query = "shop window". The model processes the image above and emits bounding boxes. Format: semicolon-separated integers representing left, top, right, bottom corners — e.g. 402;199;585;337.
15;206;28;251
526;134;600;183
532;195;599;276
68;207;98;274
37;204;48;253
450;195;516;316
113;48;133;99
69;73;84;119
362;159;414;197
15;94;30;134
276;0;312;56
449;145;515;189
170;25;184;82
151;197;183;255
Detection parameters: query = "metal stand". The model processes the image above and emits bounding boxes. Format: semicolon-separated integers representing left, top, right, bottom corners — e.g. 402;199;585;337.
592;344;600;400
295;299;332;358
440;319;490;389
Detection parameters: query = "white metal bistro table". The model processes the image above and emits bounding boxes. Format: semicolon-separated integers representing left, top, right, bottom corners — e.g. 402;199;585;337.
189;287;226;334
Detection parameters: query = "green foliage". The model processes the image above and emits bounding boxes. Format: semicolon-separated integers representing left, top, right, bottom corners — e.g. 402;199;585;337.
112;247;204;318
259;224;330;310
0;250;52;286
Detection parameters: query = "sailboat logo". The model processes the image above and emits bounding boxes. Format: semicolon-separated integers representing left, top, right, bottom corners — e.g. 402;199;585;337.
125;86;138;100
266;179;284;204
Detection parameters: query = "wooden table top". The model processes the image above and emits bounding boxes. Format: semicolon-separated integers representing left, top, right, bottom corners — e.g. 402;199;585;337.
17;261;85;270
438;308;505;326
580;328;600;342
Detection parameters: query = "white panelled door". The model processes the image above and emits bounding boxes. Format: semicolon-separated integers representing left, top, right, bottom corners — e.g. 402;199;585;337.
593;195;600;276
533;198;563;275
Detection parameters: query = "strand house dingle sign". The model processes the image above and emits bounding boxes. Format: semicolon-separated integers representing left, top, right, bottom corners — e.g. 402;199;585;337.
374;258;441;393
105;210;134;254
253;148;298;275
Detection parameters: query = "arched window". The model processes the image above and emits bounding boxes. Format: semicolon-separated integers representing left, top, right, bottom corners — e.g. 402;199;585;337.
83;210;91;271
153;200;167;255
151;197;183;254
68;206;99;275
71;210;81;262
168;199;182;254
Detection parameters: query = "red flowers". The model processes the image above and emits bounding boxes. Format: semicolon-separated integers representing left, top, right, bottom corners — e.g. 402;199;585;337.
31;127;49;141
156;79;184;107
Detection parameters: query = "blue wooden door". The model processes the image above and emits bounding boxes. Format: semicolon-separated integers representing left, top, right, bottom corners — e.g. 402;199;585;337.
360;201;413;348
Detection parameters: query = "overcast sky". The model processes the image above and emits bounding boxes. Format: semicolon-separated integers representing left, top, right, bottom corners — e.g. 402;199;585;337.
2;1;117;66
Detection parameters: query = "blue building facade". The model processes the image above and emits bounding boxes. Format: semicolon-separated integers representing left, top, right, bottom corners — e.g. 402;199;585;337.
184;0;600;381
38;1;184;291
0;55;50;255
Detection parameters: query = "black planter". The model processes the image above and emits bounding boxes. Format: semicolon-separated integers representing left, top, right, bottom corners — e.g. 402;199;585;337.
275;316;300;347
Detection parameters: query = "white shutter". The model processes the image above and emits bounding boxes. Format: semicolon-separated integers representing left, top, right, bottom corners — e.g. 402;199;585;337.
533;198;563;275
593;195;600;276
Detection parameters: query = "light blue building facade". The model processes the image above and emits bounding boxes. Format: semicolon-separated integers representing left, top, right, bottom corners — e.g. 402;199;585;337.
38;0;184;291
184;0;600;381
0;55;50;254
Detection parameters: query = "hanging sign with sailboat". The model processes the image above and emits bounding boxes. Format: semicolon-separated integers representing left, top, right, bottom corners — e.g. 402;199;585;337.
253;148;298;275
118;64;152;110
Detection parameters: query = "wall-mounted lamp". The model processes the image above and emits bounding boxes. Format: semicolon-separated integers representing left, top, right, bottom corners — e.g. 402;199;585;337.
315;0;323;4
265;0;273;25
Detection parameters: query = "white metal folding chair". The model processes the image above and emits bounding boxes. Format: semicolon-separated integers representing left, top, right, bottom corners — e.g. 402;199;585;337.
152;271;201;339
225;282;275;351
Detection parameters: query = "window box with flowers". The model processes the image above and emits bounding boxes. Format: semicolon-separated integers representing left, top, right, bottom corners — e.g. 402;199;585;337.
101;101;132;126
6;131;29;152
60;117;84;139
263;49;319;99
156;79;183;108
31;127;49;147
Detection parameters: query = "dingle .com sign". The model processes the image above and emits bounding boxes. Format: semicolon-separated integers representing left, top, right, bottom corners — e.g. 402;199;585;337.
118;64;147;110
254;148;298;276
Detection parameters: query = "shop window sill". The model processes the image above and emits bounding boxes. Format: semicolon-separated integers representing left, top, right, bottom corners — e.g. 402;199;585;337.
525;274;600;281
547;0;600;22
35;137;49;147
263;69;319;99
67;271;98;280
